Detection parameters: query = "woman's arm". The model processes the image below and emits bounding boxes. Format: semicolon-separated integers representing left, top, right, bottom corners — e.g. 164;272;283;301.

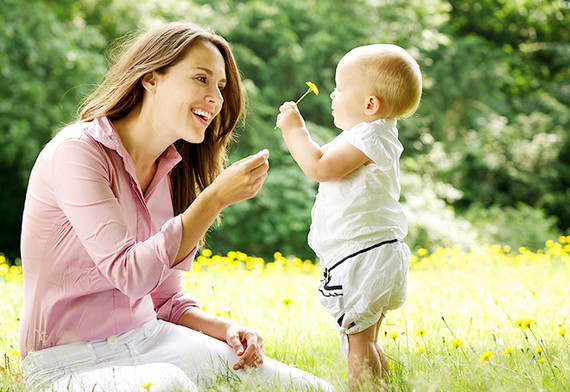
52;138;268;296
276;102;369;182
174;150;269;265
176;308;265;370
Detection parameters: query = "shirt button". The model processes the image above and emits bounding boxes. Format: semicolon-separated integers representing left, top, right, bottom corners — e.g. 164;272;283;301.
107;336;118;346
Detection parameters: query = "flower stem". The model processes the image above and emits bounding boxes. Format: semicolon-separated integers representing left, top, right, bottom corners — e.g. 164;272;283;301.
295;88;311;105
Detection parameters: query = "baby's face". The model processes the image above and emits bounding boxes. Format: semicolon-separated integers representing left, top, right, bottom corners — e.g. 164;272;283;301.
330;56;374;131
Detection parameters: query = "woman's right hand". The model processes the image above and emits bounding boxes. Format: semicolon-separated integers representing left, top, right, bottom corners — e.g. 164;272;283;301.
175;149;269;265
208;149;270;209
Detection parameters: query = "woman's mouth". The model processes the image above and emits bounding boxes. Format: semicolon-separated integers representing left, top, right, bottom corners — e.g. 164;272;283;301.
191;109;212;123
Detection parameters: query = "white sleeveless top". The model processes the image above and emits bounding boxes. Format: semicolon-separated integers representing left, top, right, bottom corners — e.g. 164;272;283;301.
308;119;408;267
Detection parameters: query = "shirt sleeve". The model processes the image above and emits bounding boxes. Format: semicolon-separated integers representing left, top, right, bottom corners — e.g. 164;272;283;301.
51;137;195;299
152;268;201;323
343;121;403;171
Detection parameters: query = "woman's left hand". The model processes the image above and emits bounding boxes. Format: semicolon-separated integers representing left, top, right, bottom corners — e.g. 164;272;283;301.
226;325;265;370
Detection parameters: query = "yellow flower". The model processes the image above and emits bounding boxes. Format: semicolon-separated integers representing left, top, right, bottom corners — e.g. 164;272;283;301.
141;382;153;389
415;345;426;354
295;81;319;105
479;351;493;363
450;338;463;349
503;347;515;356
416;329;427;337
558;328;566;337
201;249;212;257
534;347;543;355
389;331;399;340
282;298;292;306
306;81;319;95
522;319;535;330
538;358;546;363
417;248;428;257
514;318;534;330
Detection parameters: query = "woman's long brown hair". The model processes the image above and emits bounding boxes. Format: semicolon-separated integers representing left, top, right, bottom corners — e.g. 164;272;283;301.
78;22;245;244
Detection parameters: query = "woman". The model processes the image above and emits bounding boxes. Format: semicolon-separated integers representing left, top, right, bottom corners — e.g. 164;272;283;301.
19;22;332;391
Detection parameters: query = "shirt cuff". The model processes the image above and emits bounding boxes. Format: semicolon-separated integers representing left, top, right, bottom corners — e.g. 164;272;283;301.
158;214;198;271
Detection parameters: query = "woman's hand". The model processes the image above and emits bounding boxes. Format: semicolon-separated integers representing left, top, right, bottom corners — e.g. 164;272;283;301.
175;150;269;265
226;324;265;370
208;149;270;210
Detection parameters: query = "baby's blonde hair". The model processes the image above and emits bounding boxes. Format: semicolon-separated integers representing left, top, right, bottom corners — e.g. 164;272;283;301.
344;44;422;119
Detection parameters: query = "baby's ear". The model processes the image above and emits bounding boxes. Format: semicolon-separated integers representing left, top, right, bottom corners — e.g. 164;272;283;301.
364;95;382;115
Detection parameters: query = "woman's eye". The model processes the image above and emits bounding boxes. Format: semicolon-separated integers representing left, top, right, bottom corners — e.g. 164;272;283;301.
196;76;207;83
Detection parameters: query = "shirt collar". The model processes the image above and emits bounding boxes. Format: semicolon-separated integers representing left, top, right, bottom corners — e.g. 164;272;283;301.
88;117;183;193
89;116;182;166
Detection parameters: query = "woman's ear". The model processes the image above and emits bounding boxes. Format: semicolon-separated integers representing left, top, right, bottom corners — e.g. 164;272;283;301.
364;95;382;115
141;71;158;94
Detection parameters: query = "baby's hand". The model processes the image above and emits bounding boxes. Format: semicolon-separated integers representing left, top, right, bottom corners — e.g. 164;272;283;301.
276;101;306;131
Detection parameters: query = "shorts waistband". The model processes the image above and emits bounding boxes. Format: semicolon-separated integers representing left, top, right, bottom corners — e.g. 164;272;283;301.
327;239;401;272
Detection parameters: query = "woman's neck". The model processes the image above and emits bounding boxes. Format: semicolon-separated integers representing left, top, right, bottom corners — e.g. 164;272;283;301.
112;105;171;193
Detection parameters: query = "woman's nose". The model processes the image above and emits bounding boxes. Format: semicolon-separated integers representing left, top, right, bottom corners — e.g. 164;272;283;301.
207;87;224;106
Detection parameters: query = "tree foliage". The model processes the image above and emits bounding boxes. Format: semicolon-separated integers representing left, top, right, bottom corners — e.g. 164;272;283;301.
0;0;567;261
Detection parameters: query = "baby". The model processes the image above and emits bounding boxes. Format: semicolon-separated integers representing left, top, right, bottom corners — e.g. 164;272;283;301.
276;44;422;387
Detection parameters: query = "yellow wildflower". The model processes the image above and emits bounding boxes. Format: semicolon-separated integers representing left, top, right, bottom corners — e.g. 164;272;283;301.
479;351;493;363
141;382;153;389
389;331;399;340
538;358;546;363
534;347;543;355
415;345;426;354
450;338;463;349
306;81;319;95
503;347;514;356
282;298;292;306
416;329;427;337
514;319;524;328
417;248;428;257
522;319;535;330
558;328;566;337
295;81;319;105
201;249;212;257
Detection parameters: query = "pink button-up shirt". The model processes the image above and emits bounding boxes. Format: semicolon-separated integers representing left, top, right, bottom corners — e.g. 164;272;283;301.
19;117;199;358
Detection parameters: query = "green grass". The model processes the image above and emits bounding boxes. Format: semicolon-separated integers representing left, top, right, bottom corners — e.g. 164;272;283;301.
1;244;569;391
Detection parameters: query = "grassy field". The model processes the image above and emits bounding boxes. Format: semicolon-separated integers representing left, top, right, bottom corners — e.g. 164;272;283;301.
1;238;569;391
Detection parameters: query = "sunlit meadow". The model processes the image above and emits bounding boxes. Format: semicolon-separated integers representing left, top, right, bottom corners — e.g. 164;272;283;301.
1;238;569;391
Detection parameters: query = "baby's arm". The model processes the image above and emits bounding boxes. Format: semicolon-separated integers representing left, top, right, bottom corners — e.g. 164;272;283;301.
276;102;370;182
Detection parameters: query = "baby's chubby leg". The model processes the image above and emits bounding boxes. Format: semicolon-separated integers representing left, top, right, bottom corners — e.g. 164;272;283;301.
346;314;387;389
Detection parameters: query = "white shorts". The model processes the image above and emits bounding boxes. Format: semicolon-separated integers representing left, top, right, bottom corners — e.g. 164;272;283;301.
317;239;410;356
22;318;334;391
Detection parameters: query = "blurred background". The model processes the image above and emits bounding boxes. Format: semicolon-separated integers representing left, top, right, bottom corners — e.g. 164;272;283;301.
0;0;568;263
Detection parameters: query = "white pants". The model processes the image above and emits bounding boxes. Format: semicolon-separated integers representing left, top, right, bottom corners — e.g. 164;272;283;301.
22;319;334;391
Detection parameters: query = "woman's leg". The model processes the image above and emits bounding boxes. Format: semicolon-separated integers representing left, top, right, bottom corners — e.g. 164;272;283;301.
138;320;334;391
49;363;197;392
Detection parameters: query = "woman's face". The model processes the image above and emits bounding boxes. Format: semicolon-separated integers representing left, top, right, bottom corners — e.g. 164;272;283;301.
151;40;227;144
